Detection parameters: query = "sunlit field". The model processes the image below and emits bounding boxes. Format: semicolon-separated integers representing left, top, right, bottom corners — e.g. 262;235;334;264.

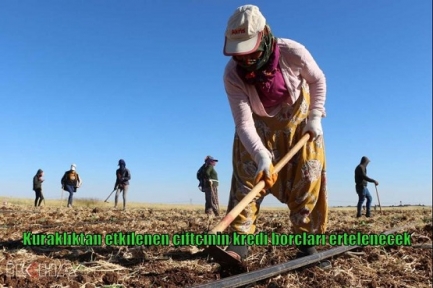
0;198;431;287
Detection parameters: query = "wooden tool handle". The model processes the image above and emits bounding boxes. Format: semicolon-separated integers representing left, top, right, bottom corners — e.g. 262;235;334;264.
209;133;311;234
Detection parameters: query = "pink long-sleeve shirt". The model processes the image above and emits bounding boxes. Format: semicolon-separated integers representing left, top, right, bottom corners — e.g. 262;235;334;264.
223;38;327;160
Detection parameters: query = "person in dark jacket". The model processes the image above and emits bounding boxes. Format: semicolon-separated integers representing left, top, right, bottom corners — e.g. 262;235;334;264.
114;159;131;210
355;156;379;217
61;164;82;208
33;169;44;207
202;156;220;216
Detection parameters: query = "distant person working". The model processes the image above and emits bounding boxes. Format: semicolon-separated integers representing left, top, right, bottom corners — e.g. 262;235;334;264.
355;156;379;218
113;159;131;211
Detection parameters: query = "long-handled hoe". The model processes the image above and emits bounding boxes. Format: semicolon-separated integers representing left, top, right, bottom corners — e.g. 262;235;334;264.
375;185;382;213
104;188;116;203
205;133;312;265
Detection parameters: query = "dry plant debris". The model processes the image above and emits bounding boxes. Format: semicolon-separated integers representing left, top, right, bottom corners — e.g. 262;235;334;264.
0;204;431;287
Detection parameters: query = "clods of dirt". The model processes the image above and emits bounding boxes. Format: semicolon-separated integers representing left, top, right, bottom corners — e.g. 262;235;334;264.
102;271;118;284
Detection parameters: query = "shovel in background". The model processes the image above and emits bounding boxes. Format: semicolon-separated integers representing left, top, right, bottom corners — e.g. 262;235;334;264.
104;188;116;203
375;185;382;213
206;133;312;264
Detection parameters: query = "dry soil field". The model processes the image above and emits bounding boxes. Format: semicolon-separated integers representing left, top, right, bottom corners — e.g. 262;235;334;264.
0;201;431;288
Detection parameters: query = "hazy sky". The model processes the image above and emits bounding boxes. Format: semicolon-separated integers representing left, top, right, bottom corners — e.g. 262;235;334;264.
1;1;431;208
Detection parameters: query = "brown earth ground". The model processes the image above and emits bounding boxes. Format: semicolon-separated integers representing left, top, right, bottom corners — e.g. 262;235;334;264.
0;200;431;288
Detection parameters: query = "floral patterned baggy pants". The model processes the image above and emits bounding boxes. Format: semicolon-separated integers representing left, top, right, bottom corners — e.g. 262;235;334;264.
227;82;328;235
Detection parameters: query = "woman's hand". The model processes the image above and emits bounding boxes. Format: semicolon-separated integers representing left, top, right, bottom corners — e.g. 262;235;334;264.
302;109;323;140
254;150;278;189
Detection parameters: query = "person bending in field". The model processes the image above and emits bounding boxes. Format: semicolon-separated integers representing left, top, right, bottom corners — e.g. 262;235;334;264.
215;4;330;269
355;156;379;218
33;169;44;207
61;164;82;208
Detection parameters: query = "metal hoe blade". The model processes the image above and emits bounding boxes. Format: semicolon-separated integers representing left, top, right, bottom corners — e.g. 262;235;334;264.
194;224;415;288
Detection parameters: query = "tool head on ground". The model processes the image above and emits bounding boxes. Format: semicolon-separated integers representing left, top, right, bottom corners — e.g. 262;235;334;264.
375;185;382;213
206;245;244;267
104;189;117;203
205;133;311;268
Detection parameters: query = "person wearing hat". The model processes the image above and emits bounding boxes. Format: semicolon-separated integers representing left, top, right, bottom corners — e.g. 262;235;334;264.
218;5;329;268
113;159;131;211
201;156;220;216
355;156;379;218
33;169;45;207
61;164;82;208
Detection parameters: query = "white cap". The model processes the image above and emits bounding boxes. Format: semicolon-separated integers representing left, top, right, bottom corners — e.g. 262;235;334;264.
71;164;76;171
223;5;266;56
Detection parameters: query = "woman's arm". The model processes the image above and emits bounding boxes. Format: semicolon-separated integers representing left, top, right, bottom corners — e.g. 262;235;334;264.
224;68;271;161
